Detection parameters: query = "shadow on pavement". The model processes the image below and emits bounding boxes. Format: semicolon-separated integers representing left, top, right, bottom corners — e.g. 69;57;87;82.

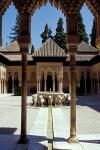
77;96;100;113
0;127;17;134
79;139;100;144
0;134;48;149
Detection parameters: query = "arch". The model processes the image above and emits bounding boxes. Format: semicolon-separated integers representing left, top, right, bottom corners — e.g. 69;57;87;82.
84;0;99;17
0;0;99;19
0;1;18;16
45;67;55;79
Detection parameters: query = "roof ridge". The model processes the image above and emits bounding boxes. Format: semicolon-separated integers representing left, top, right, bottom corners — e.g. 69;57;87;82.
32;37;67;57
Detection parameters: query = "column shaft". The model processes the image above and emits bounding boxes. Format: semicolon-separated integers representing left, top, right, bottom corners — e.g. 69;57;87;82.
68;53;78;142
53;78;55;92
18;13;31;143
20;52;28;142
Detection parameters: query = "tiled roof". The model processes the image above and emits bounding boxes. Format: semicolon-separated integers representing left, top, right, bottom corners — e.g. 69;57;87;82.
77;42;98;53
0;41;20;52
4;54;33;61
67;54;95;61
32;38;67;57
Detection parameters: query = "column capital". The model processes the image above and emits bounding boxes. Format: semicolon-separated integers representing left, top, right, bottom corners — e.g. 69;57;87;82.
67;14;79;52
18;13;31;49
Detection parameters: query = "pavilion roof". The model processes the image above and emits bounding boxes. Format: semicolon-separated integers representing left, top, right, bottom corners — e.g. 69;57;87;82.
32;38;67;57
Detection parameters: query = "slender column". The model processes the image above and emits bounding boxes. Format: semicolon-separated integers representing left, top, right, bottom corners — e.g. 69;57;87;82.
58;79;60;92
53;77;55;92
68;52;78;143
0;79;2;93
20;51;28;142
18;13;31;144
67;13;79;143
0;16;2;46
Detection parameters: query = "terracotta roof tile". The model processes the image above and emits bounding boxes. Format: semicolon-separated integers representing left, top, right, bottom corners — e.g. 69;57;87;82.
77;41;98;53
0;41;20;52
32;38;67;57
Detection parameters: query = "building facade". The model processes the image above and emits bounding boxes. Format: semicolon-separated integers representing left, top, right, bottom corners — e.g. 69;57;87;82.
0;38;100;95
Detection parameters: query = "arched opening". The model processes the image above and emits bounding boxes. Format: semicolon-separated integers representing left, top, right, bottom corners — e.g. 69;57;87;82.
31;2;66;49
46;74;53;91
2;4;18;47
80;4;94;44
8;75;12;93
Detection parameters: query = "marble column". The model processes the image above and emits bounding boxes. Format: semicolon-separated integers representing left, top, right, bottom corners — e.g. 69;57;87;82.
1;79;3;93
67;13;79;143
53;77;55;92
18;13;31;143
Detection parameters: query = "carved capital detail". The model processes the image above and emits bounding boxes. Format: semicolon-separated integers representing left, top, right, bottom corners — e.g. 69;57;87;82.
18;13;31;47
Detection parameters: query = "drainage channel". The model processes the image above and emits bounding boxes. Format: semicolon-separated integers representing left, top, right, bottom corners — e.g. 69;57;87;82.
47;106;54;150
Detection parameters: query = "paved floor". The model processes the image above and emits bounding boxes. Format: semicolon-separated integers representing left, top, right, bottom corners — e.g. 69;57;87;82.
0;94;100;149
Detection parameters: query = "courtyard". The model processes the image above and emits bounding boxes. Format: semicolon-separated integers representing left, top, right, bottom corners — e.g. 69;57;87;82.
0;94;100;149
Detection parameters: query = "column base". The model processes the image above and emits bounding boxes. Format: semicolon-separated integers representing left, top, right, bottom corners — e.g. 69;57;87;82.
18;137;29;144
67;136;79;143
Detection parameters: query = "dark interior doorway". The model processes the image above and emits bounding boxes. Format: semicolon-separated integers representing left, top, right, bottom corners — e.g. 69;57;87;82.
8;76;12;93
47;75;53;91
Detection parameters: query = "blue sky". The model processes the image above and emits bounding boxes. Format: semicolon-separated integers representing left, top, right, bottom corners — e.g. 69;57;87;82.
2;3;94;48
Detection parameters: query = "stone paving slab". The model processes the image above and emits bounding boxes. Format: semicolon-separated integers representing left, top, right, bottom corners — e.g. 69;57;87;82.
53;107;100;150
0;95;100;149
